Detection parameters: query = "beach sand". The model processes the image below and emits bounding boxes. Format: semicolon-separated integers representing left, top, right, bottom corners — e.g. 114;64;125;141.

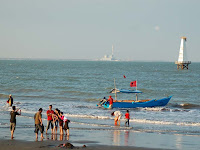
1;124;200;150
0;139;165;150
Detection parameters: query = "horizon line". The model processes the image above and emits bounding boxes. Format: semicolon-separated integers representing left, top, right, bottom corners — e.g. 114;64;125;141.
0;57;198;63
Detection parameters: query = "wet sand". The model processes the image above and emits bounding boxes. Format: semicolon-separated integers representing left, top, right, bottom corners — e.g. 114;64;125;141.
0;139;166;150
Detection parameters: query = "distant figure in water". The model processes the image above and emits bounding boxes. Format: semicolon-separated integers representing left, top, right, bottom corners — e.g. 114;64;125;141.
10;106;21;139
97;97;107;107
125;110;130;127
107;95;113;109
111;111;122;126
8;94;13;107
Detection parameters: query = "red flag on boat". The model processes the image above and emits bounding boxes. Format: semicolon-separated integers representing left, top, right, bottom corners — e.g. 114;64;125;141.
123;75;126;78
130;81;137;87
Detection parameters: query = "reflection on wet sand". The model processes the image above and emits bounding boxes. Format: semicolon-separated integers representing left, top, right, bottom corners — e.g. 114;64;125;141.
124;130;130;146
175;135;182;150
113;130;120;146
45;134;69;141
112;129;133;146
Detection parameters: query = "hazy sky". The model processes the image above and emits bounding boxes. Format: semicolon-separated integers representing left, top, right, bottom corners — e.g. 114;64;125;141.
0;0;200;61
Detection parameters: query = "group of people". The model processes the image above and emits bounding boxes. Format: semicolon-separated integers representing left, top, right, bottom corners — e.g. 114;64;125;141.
106;95;131;127
9;94;130;141
111;110;130;126
9;102;70;140
34;105;70;140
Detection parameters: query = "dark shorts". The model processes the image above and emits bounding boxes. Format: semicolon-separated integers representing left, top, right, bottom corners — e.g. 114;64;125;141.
10;123;16;131
54;120;58;128
34;124;44;133
125;119;129;125
59;120;63;127
64;122;69;130
47;120;54;130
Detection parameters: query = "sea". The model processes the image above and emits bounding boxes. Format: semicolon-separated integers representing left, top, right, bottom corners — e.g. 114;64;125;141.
0;60;200;149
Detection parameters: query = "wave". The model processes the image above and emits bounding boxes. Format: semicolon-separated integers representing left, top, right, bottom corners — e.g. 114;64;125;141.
1;110;200;129
169;103;200;109
64;113;200;127
132;119;200;127
15;88;45;93
84;98;100;102
54;86;73;90
179;103;200;109
0;94;9;99
65;113;110;120
141;107;190;112
71;121;112;128
59;90;96;97
141;107;171;112
16;95;68;100
74;105;95;109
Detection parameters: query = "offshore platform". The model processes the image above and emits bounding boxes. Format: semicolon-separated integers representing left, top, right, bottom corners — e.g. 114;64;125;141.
175;37;191;69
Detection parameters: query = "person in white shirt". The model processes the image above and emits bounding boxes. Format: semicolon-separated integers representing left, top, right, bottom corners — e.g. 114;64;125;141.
111;111;122;125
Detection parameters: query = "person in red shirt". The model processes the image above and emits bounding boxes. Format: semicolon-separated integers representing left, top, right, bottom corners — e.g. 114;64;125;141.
125;110;130;126
107;95;113;109
46;105;54;134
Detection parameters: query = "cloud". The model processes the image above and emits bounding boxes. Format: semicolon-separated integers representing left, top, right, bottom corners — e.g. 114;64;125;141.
154;26;160;31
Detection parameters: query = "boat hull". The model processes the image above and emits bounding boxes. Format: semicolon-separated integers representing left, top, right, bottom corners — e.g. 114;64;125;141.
102;96;172;108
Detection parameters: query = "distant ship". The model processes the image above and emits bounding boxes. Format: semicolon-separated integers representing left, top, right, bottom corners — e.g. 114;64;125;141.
100;45;119;61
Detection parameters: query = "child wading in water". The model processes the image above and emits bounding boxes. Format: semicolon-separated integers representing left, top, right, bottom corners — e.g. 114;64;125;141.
63;116;70;136
125;110;130;126
59;112;70;136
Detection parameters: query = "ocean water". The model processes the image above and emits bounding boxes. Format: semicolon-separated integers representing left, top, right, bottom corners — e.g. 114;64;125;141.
0;60;200;149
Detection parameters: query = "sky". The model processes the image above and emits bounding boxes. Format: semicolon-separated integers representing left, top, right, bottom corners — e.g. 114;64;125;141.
0;0;200;62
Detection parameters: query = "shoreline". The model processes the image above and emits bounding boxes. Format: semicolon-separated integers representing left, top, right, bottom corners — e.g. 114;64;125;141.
1;118;200;150
0;139;167;150
1;110;200;150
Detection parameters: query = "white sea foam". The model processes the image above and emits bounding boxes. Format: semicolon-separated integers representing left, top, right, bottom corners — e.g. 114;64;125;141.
65;113;110;120
1;101;200;128
142;107;170;111
63;113;200;127
132;118;200;127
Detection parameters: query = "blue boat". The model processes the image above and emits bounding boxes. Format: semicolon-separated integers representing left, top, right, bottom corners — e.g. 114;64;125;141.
98;96;172;109
118;89;143;94
97;79;172;109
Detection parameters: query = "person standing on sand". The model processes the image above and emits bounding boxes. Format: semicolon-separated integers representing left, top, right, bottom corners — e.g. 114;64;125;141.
58;111;64;135
107;95;113;109
8;94;13;107
111;111;122;125
46;105;54;134
10;106;21;139
53;108;59;134
63;116;70;136
125;110;130;126
34;108;44;140
59;112;70;136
